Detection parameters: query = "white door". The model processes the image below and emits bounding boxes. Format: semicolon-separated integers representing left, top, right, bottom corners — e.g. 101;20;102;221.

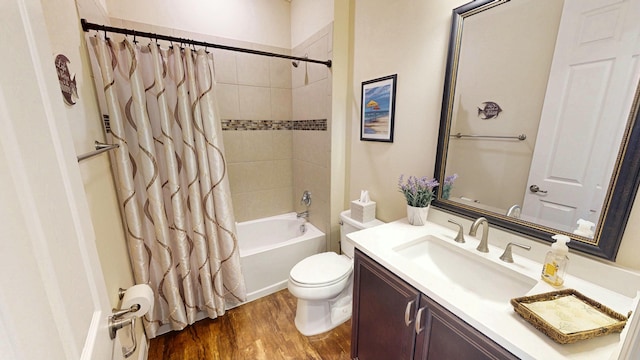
522;0;640;233
0;0;118;359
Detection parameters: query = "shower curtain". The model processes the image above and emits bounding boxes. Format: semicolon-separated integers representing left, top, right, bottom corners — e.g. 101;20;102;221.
89;36;246;338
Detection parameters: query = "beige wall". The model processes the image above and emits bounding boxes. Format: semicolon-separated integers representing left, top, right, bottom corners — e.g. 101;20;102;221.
349;0;468;221
291;0;334;48
347;0;640;270
105;0;292;49
619;201;640;269
329;0;354;253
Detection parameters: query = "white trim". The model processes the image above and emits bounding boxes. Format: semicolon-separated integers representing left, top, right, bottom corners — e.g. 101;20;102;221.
1;0;113;358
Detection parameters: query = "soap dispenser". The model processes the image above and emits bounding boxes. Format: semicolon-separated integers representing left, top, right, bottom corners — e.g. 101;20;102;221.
541;234;570;287
573;219;595;238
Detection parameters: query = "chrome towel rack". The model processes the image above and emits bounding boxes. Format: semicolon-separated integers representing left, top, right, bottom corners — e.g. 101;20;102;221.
450;132;526;141
77;141;119;162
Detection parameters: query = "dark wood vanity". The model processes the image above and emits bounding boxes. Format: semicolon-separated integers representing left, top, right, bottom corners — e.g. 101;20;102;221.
351;249;518;360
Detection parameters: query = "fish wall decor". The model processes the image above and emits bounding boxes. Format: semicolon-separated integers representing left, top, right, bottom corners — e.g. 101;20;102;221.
55;54;78;106
477;101;502;119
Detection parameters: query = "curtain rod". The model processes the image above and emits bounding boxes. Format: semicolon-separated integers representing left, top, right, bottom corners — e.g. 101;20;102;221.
80;19;332;68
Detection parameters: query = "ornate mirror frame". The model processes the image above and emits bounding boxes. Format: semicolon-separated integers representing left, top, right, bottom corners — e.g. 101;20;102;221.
433;0;640;260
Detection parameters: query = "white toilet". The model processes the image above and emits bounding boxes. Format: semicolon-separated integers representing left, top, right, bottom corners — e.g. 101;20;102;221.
287;210;384;336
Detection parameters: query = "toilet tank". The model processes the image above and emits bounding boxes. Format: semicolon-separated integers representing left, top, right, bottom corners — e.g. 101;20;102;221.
339;210;384;258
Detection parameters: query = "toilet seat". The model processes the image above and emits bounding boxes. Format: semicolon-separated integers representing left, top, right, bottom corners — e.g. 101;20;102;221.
289;252;352;288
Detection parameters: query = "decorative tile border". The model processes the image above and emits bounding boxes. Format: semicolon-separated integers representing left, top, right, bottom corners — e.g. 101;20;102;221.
294;119;327;131
221;119;292;130
221;119;326;131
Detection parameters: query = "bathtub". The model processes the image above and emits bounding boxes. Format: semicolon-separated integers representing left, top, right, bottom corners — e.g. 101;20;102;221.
237;212;326;302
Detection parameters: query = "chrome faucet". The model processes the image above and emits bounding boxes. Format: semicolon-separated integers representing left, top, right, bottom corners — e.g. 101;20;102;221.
469;217;489;253
506;204;521;218
300;190;312;207
297;191;311;220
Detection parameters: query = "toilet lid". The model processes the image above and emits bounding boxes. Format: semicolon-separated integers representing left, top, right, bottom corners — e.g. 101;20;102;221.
290;252;352;286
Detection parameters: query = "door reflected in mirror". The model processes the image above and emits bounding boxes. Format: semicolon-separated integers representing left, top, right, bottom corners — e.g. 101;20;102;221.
435;0;640;259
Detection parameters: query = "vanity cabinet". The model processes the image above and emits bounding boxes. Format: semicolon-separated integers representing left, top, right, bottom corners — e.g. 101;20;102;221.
413;294;517;359
351;248;420;359
352;249;517;360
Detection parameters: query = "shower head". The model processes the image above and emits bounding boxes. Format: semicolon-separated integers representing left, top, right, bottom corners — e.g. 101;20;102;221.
292;54;307;68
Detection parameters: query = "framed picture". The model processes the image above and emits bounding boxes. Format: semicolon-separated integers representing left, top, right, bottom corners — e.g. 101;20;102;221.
360;74;397;142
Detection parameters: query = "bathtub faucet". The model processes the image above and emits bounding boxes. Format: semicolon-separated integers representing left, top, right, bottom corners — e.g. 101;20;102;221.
297;210;309;219
300;190;312;207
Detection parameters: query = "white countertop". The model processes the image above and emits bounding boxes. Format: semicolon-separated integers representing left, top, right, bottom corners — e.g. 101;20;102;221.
346;218;639;360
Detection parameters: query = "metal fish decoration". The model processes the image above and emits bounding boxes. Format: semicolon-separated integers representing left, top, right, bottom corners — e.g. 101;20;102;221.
477;101;502;119
55;54;78;106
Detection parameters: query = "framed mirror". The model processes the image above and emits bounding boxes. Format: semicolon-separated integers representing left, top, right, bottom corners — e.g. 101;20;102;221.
433;0;640;260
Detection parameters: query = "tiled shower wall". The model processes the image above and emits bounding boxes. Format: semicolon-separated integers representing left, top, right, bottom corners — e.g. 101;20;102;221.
221;24;333;235
218;24;333;236
215;47;296;222
292;24;333;239
219;26;331;231
112;19;332;236
224;25;332;238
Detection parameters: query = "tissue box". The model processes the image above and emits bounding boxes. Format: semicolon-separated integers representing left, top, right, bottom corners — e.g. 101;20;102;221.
350;200;376;223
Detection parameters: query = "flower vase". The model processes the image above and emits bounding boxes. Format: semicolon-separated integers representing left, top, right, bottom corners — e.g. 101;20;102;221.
407;205;429;226
442;185;451;200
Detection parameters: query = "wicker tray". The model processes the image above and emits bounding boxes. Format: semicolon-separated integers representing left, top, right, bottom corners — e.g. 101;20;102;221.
511;289;628;344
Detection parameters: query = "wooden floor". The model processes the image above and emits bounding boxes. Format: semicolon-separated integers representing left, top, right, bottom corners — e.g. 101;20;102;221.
148;289;352;360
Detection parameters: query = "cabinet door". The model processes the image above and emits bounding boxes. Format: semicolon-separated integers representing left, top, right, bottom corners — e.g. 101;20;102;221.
414;295;518;360
352;249;420;360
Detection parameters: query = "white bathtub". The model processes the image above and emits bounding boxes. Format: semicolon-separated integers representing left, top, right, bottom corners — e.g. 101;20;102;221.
237;212;326;302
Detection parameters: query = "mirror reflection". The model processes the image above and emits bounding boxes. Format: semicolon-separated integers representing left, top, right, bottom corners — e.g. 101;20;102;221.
441;0;640;238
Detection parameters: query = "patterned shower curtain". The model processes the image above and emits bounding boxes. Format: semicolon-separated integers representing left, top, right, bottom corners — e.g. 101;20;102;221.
89;36;246;338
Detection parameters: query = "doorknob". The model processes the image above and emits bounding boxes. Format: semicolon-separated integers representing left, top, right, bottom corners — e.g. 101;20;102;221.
108;315;137;357
529;185;548;194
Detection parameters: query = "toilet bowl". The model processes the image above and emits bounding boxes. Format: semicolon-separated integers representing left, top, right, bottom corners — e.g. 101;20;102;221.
287;210;383;336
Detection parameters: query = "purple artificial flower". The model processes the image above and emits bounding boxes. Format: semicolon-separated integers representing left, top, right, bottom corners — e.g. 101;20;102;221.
398;174;440;207
444;173;458;186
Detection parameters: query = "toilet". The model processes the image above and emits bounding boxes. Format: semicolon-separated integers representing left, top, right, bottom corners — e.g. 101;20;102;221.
287;210;384;336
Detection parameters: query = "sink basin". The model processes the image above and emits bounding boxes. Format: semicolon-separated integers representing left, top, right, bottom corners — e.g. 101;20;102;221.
394;235;537;304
